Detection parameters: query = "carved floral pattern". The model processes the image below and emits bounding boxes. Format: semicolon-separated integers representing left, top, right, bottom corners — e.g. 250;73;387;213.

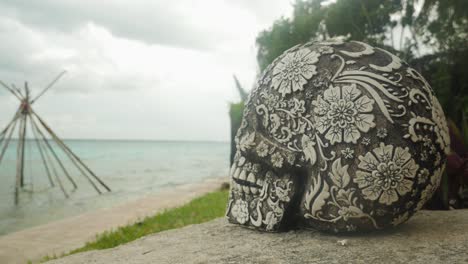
312;84;376;145
341;147;354;159
256;141;269;157
361;137;371;146
304;158;379;229
376;128;388;139
231;199;249;224
416;165;444;211
271;48;320;97
271;152;284;168
355;143;419;205
256;97;314;146
431;96;450;155
237;131;255;152
405;68;450;155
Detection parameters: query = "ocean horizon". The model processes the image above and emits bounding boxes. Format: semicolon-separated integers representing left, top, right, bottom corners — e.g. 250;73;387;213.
0;139;230;235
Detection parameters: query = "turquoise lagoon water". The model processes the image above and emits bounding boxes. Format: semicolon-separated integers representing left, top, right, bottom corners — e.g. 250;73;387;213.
0;140;230;235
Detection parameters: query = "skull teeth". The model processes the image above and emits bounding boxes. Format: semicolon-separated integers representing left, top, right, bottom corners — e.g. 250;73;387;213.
230;163;265;195
229;163;236;177
247;173;258;194
231;167;242;192
238;170;250;194
239;170;247;181
232;167;241;179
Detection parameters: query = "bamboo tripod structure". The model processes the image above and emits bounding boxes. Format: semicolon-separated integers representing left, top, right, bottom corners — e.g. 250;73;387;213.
0;72;111;205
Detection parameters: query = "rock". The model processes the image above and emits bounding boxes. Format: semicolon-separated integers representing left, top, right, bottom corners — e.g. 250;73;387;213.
227;39;450;232
49;210;468;264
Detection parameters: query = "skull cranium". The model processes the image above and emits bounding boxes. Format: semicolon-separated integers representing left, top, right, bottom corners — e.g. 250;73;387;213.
226;40;449;233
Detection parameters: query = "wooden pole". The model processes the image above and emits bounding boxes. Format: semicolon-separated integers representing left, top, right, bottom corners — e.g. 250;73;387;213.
0;120;13;142
19;118;27;188
0;119;13;139
1;113;21;205
2;73;113;203
32;111;111;192
11;84;24;99
15;114;26;204
28;116;55;187
1;108;21;135
31;116;69;198
49;134;103;194
31;71;67;104
31;117;68;196
20;83;30;188
29;116;78;190
42;139;69;198
0;114;20;166
37;115;103;193
0;109;21;147
41;138;69;198
0;80;22;101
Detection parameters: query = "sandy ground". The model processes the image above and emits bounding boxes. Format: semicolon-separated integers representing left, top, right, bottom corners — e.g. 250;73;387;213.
0;177;228;264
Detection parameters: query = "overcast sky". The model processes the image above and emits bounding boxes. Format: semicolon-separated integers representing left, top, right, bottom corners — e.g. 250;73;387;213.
0;0;293;141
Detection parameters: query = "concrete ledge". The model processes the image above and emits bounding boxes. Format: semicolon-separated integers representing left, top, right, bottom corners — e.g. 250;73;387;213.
49;210;468;264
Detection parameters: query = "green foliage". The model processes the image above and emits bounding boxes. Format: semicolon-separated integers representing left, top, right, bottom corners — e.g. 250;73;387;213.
73;190;228;252
257;0;403;71
229;102;245;125
408;0;468;130
229;75;248;165
229;101;245;165
41;189;229;262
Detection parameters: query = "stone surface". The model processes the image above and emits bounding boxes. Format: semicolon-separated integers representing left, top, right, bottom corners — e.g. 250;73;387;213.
227;39;449;232
50;210;468;264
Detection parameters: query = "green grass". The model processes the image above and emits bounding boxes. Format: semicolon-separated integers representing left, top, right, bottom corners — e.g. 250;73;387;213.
40;189;229;262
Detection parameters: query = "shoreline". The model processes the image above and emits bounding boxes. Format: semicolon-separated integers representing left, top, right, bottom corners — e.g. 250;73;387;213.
0;176;228;264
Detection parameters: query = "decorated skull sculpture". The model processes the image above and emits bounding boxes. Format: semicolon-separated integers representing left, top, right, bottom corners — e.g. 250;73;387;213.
226;39;450;233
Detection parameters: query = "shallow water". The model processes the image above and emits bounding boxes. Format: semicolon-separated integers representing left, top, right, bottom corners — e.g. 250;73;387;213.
0;139;229;235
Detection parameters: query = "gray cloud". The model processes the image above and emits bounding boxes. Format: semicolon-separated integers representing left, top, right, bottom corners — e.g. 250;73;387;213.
231;0;293;25
0;16;161;97
0;0;292;140
0;18;42;74
0;0;219;50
